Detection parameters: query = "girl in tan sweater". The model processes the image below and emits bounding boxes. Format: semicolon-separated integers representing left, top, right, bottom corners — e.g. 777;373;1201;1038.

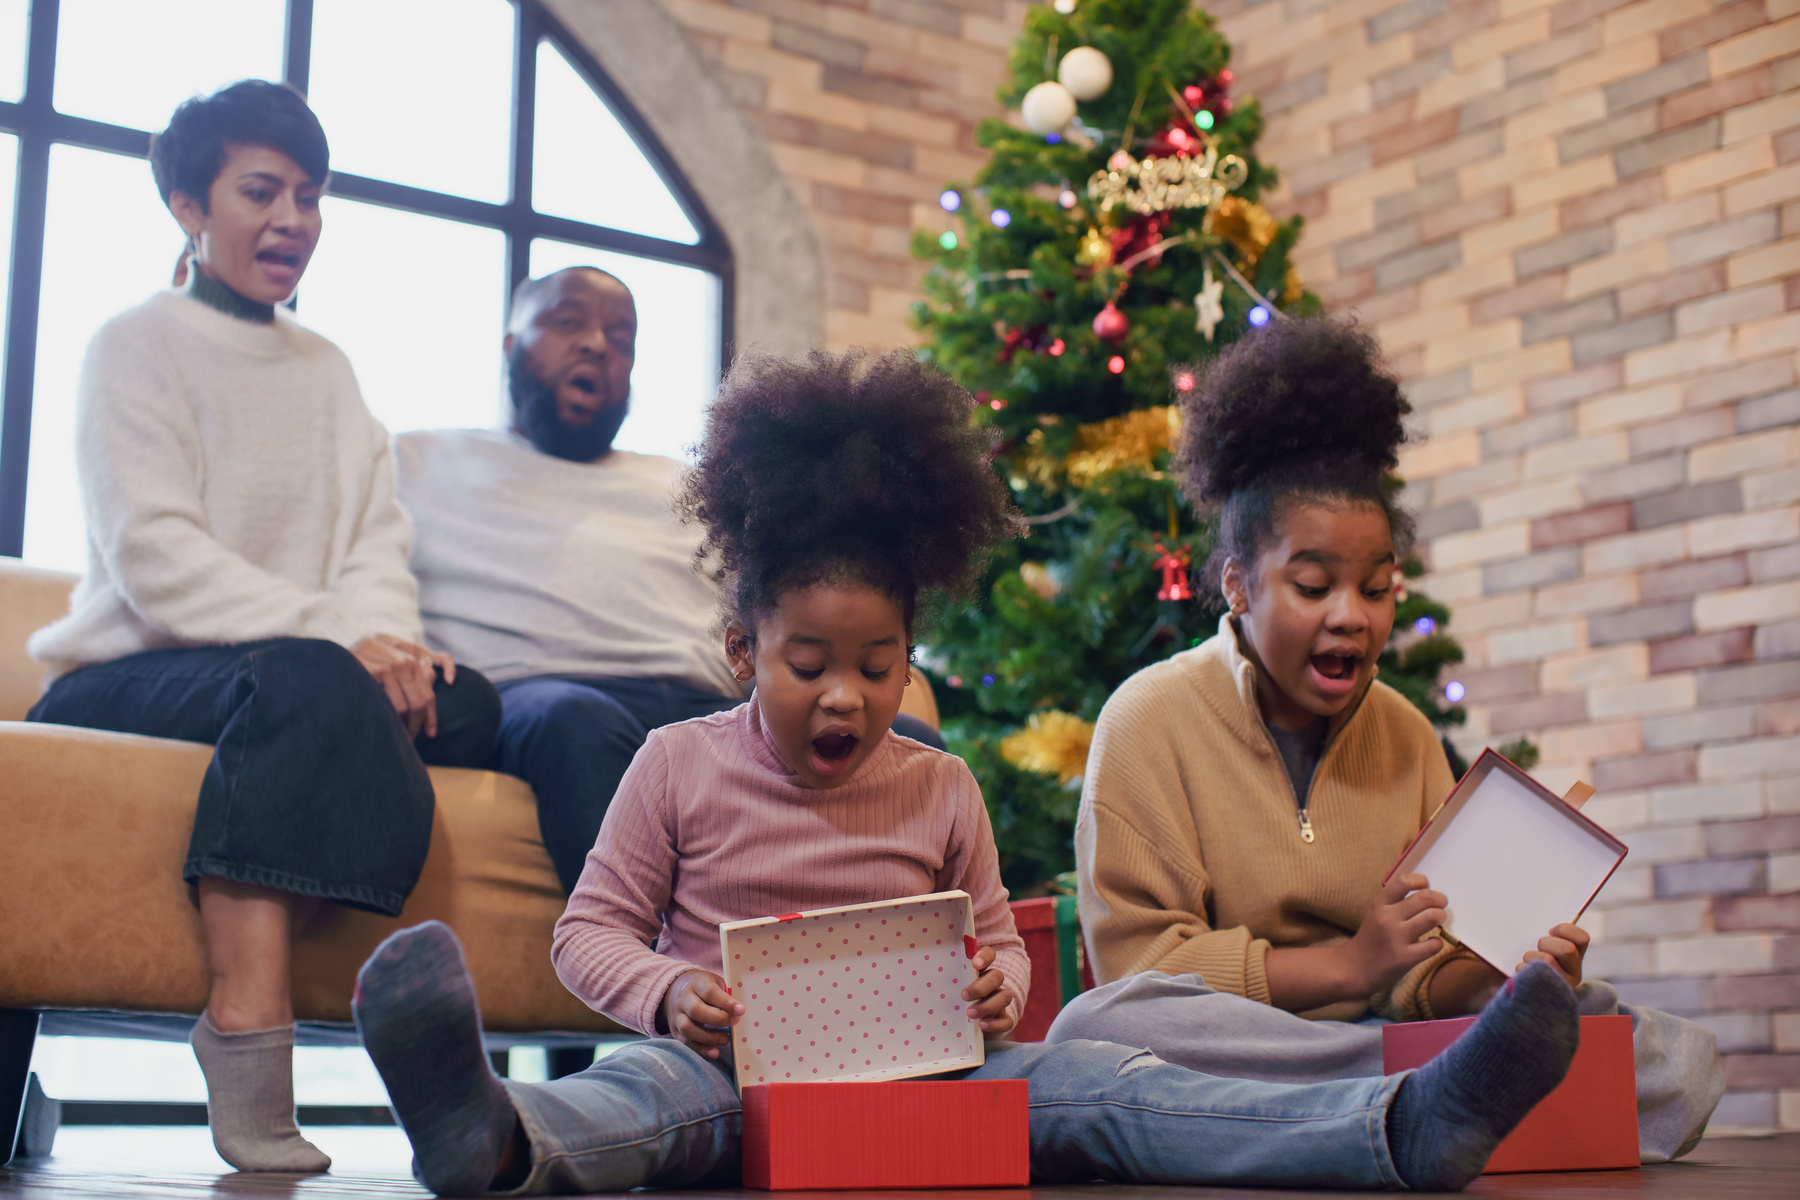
1053;318;1721;1162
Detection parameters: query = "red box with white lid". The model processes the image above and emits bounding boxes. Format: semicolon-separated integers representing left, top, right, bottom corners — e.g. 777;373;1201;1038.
722;891;1029;1189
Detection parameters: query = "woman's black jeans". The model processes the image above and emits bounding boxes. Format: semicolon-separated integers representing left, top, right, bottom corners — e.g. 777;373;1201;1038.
28;638;501;916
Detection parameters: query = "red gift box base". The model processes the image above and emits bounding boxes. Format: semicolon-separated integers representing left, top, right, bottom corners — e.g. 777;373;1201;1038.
1383;1014;1637;1174
741;1079;1030;1190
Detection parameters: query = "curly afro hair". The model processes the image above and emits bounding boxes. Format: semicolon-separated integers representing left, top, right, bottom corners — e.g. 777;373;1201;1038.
1173;316;1414;589
681;348;1023;633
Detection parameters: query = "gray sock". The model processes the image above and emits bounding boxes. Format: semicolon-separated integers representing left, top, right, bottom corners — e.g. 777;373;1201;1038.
353;920;520;1196
1385;960;1579;1191
188;1014;331;1173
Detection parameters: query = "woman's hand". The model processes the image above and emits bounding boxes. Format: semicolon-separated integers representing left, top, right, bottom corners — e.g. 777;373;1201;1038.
662;970;743;1058
352;634;447;738
963;946;1016;1035
1522;922;1588;990
1342;872;1449;996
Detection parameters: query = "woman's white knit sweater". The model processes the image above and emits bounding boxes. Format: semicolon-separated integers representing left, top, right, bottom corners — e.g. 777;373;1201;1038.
29;289;423;676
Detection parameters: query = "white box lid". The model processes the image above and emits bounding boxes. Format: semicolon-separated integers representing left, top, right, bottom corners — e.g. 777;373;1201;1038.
720;890;985;1088
1389;749;1627;977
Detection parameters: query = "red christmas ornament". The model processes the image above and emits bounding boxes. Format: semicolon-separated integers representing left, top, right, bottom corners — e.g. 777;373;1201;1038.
1093;302;1130;342
997;327;1026;363
996;324;1049;364
1109;211;1171;267
1153;541;1193;602
1218;68;1234;86
1183;84;1205;107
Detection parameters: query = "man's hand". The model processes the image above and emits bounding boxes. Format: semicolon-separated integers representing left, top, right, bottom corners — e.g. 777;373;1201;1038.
962;946;1015;1035
662;970;744;1058
1343;872;1449;996
1521;922;1588;990
352;634;451;738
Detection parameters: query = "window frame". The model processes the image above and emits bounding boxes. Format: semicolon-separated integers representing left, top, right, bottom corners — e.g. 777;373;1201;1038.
0;0;735;557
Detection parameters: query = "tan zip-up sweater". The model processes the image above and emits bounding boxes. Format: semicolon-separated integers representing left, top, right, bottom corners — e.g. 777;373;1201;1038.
1075;616;1462;1022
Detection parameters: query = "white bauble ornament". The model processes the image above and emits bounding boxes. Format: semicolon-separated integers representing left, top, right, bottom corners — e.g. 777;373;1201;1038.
1058;46;1113;101
1021;80;1077;134
1053;0;1077;12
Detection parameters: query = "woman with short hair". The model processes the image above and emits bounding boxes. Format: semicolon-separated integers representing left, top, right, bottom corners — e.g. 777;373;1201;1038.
27;80;500;1173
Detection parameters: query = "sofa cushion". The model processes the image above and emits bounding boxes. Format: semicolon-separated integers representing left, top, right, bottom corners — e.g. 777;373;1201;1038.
0;563;74;722
0;721;622;1035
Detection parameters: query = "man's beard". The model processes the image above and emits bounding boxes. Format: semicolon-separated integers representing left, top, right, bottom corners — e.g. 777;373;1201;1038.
508;346;628;462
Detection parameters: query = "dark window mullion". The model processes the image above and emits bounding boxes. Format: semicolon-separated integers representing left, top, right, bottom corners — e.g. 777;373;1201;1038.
0;0;63;557
524;210;728;273
283;0;315;97
505;0;538;308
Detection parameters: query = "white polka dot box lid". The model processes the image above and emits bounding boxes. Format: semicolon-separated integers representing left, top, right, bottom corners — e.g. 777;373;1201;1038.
719;889;985;1089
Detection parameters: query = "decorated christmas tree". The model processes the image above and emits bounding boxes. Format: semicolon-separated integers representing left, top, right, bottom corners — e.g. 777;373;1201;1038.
912;0;1476;891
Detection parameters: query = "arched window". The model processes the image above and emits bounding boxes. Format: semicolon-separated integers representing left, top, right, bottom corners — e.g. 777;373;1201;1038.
0;0;733;571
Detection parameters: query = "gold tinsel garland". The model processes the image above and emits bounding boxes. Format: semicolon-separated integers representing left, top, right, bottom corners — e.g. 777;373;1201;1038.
1204;195;1277;267
1205;196;1305;302
999;710;1096;785
1020;405;1184;488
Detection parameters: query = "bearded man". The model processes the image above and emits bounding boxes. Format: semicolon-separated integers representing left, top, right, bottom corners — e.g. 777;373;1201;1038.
396;268;942;894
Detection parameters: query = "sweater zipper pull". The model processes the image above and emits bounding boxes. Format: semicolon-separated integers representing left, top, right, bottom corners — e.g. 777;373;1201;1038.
1297;808;1316;844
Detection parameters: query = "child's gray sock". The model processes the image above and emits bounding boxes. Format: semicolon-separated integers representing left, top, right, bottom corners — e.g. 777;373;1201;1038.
188;1014;331;1173
354;920;521;1196
1385;960;1579;1191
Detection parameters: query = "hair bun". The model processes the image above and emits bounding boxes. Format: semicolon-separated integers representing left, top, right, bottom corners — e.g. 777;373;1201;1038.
1175;317;1410;507
683;348;1022;624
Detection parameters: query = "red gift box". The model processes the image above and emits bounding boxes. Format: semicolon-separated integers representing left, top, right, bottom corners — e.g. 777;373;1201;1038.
1010;896;1092;1042
1011;898;1060;1043
1382;1014;1638;1174
740;1079;1030;1190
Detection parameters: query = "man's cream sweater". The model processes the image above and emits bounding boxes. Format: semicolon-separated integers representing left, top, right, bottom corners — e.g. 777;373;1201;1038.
1075;616;1461;1021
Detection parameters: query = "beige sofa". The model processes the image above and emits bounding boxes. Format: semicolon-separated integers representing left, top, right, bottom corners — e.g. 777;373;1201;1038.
0;561;626;1049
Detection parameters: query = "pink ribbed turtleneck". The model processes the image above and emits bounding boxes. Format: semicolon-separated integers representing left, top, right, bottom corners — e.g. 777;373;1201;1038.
552;697;1029;1038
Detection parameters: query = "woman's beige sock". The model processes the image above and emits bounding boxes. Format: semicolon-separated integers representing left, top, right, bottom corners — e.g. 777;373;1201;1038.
189;1014;331;1173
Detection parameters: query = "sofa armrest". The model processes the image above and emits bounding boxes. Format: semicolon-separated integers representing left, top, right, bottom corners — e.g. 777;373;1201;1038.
0;722;623;1036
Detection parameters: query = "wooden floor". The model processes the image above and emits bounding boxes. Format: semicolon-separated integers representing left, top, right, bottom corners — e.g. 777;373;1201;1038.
4;1128;1797;1199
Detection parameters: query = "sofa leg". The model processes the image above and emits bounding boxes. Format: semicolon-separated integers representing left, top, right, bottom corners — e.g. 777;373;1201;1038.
547;1047;594;1079
2;1008;40;1165
14;1075;58;1159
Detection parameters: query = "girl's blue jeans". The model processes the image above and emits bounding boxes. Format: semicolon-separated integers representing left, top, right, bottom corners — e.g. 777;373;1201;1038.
498;1038;1409;1193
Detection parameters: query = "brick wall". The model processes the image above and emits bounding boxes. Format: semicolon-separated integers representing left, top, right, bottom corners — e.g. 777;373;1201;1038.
656;0;1800;1130
1204;0;1799;1131
656;0;1030;348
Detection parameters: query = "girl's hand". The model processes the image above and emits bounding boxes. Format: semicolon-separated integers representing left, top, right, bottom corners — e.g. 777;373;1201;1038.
1344;872;1449;995
962;946;1015;1035
662;970;744;1059
353;634;441;738
1521;922;1588;990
